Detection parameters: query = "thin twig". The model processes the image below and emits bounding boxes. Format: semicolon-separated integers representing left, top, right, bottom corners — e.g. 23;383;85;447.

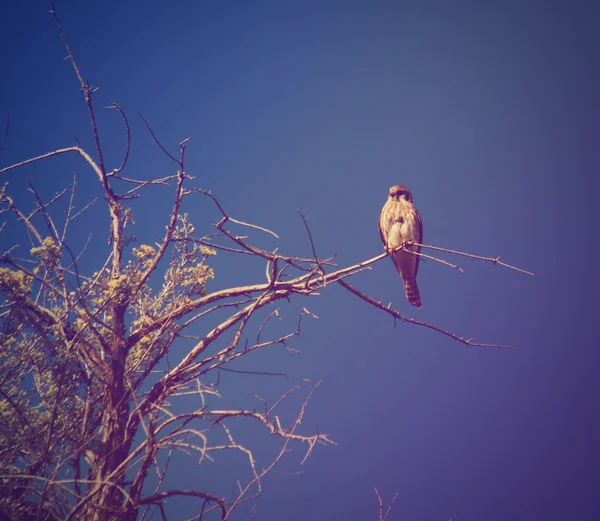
397;244;463;273
413;241;534;276
195;188;279;238
137;490;226;520
52;4;107;179
218;367;289;378
298;209;326;283
107;103;131;176
374;487;399;521
138;113;179;164
337;278;516;349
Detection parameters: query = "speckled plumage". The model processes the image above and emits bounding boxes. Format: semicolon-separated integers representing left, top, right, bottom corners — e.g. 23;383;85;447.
379;184;423;308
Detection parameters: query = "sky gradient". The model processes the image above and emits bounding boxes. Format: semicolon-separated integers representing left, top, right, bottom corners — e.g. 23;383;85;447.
2;1;600;520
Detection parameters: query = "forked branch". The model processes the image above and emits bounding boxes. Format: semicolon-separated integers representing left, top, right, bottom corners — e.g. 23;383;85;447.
374;487;399;521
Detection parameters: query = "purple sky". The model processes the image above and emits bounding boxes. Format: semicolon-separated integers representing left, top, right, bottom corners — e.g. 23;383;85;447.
2;1;599;520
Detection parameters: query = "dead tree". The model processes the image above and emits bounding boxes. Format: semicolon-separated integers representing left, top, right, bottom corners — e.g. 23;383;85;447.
0;6;531;521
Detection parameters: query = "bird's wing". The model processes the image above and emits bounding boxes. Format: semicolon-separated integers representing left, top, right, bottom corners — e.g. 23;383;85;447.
378;211;387;248
414;208;423;277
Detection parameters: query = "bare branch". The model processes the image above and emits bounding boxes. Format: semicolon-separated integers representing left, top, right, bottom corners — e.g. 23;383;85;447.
413;241;534;276
27;181;66;241
222;382;332;519
107;103;131;176
138;113;180;164
51;5;106;176
51;4;126;281
196;188;279;238
133;167;185;292
1;189;43;244
298;209;326;283
337;278;516;349
218;367;289;378
0;146;102;179
209;388;333;450
137;489;226;519
116;175;178;201
374;487;399;521
404;245;464;272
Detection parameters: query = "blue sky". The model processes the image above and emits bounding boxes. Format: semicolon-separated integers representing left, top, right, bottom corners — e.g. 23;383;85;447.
2;1;599;520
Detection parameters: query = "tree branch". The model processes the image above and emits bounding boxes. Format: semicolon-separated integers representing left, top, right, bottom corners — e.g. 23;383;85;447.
413;241;534;276
337;278;516;349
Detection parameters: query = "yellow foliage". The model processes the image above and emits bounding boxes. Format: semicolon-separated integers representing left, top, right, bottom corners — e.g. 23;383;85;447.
167;262;214;296
200;245;216;257
0;267;32;296
133;244;157;260
30;237;61;271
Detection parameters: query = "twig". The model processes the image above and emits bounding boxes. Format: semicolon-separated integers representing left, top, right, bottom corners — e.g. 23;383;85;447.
228;216;279;239
52;4;107;179
107;103;131;176
27;180;65;241
137;490;226;520
195;188;279;238
0;147;87;176
374;487;399;521
256;308;280;345
138;113;180;164
298;209;326;283
413;241;534;276
133;168;185;293
337;278;515;349
397;244;463;273
218;367;289;378
221;381;333;519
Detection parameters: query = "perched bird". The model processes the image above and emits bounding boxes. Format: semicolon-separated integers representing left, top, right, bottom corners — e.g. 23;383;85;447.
378;184;423;308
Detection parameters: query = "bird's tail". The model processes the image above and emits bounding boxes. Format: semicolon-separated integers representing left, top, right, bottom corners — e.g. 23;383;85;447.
404;279;422;308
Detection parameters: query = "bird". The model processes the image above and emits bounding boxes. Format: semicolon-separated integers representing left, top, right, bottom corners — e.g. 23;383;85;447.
378;184;423;308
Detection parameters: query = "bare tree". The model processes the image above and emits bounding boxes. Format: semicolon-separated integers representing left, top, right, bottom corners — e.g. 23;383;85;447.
0;6;531;521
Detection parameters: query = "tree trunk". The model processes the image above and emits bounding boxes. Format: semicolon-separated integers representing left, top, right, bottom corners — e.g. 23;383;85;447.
86;304;133;521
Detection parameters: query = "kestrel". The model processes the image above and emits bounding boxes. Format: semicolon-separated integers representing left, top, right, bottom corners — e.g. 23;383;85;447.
379;184;423;308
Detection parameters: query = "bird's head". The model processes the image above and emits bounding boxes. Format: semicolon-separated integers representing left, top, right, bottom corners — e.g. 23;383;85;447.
388;184;413;202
